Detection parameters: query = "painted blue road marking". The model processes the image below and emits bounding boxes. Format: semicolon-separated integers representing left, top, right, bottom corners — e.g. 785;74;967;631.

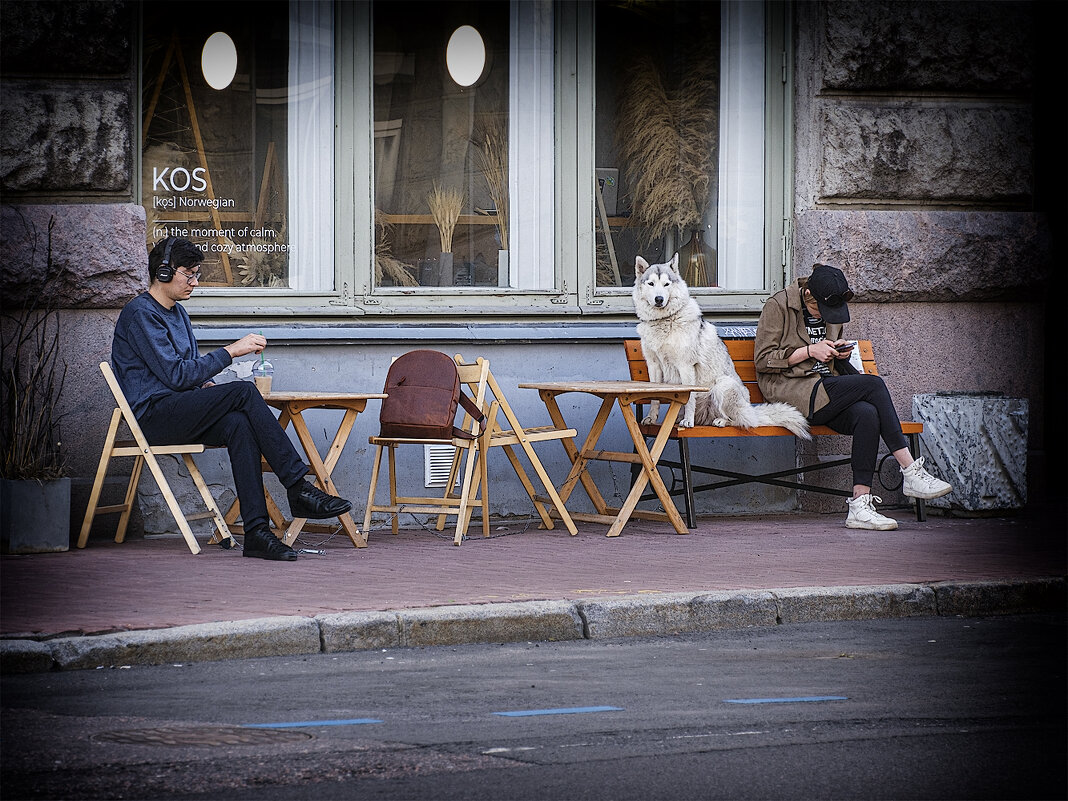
243;718;383;728
494;706;623;717
723;696;848;705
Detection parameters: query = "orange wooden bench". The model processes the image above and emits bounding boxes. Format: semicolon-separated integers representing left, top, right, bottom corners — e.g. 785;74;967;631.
624;338;927;527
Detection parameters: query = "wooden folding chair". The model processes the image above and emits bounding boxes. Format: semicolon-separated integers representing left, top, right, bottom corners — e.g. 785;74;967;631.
438;354;578;538
363;356;492;546
77;362;235;555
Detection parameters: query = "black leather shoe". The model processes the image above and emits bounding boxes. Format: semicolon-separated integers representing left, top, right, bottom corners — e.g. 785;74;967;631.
242;527;298;561
287;480;352;519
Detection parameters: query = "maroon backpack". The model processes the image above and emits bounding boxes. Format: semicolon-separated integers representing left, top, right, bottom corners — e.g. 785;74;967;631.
378;350;487;440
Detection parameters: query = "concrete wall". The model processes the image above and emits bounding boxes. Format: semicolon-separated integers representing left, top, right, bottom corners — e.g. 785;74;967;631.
791;0;1055;510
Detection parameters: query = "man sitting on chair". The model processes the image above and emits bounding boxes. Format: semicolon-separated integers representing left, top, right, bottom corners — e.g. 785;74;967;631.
111;237;352;561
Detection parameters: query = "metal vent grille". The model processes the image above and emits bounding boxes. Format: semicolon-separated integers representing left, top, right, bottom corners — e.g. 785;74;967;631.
424;444;457;487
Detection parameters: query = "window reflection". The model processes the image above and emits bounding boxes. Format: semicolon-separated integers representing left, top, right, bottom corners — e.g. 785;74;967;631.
373;1;510;288
595;1;721;288
141;1;334;290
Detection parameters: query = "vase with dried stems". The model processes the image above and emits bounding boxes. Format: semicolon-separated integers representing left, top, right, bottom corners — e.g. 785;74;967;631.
1;214;71;553
616;54;719;287
427;182;465;287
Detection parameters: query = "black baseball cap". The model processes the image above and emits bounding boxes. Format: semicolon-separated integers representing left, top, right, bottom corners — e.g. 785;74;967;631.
806;263;853;324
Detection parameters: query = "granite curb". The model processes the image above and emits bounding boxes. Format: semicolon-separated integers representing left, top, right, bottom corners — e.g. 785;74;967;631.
2;578;1064;674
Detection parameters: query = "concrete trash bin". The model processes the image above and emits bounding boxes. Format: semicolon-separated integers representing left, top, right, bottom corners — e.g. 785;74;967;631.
911;392;1028;512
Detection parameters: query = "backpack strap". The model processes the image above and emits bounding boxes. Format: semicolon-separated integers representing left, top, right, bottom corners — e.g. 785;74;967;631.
452;392;488;440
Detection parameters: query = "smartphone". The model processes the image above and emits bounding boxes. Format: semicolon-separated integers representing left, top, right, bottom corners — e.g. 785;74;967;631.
835;343;854;354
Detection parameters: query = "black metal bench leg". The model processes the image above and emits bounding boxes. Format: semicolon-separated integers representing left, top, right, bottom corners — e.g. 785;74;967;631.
679;438;696;528
908;432;927;522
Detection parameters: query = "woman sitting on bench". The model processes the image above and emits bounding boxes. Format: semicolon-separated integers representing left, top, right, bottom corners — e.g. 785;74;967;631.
754;263;952;531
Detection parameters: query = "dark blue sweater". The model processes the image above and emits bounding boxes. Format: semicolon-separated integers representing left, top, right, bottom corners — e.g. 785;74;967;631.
112;293;232;418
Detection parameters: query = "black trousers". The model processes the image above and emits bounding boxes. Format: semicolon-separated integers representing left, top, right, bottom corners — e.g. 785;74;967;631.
139;381;307;532
809;374;908;488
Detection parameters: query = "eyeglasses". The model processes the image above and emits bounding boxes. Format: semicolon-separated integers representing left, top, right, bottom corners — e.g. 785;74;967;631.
817;290;853;306
175;268;201;285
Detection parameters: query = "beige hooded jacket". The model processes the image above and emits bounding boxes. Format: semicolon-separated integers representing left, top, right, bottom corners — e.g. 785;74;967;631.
754;278;857;419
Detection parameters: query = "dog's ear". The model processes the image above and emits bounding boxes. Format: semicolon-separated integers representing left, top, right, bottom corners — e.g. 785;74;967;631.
635;256;649;278
669;253;679;270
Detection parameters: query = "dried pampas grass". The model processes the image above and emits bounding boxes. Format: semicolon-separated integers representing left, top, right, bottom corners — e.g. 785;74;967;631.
236;237;287;287
374;212;417;287
595;241;618;287
616;55;718;241
427;183;465;253
375;253;418;287
475;117;509;247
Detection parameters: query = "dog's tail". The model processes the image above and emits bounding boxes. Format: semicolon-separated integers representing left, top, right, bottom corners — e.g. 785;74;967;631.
752;402;811;440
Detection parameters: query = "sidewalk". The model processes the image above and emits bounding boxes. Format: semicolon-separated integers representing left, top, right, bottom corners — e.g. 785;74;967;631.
2;508;1064;673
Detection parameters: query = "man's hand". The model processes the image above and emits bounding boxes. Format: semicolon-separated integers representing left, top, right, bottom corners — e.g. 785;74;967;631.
225;333;267;359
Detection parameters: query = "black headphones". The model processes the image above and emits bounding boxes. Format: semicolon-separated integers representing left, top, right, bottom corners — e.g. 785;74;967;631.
156;237;176;283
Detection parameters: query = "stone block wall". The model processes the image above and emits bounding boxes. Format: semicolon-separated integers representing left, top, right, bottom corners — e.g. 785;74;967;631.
0;0;144;302
1;1;146;538
1;1;135;198
792;1;1056;511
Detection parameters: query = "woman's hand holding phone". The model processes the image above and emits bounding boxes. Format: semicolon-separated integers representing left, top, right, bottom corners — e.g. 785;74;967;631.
834;340;854;355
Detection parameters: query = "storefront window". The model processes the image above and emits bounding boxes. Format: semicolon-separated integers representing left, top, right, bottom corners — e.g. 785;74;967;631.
141;1;334;289
594;1;720;289
141;1;783;313
594;0;766;292
372;1;512;289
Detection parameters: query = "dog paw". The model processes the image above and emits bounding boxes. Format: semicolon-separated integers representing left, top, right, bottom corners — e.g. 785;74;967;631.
713;418;729;427
641;414;658;426
679;417;694;428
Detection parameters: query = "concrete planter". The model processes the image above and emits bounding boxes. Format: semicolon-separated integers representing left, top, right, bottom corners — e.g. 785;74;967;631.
1;477;71;553
911;393;1028;512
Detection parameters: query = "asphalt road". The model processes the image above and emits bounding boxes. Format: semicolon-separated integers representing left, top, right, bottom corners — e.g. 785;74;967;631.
2;615;1065;800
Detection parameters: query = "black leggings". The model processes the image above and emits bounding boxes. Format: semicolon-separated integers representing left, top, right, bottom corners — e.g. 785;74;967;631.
809;374;908;488
139;381;308;532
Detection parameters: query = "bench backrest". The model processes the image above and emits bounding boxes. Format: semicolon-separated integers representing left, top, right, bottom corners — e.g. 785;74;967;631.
624;339;879;404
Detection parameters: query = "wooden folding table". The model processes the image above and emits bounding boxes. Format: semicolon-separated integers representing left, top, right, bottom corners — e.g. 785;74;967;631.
518;381;708;537
226;391;386;548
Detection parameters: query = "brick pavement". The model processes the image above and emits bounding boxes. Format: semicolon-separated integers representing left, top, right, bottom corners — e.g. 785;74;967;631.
2;510;1063;639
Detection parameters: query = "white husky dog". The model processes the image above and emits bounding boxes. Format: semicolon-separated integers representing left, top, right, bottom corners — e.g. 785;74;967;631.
632;254;810;437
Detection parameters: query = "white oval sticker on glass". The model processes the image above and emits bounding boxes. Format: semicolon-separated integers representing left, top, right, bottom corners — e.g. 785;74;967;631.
202;32;238;90
446;25;486;87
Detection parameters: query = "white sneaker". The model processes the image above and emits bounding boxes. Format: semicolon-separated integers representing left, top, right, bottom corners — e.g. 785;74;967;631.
846;494;899;530
901;456;953;500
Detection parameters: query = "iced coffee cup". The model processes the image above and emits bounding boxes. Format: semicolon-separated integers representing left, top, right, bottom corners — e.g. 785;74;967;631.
253;360;274;397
